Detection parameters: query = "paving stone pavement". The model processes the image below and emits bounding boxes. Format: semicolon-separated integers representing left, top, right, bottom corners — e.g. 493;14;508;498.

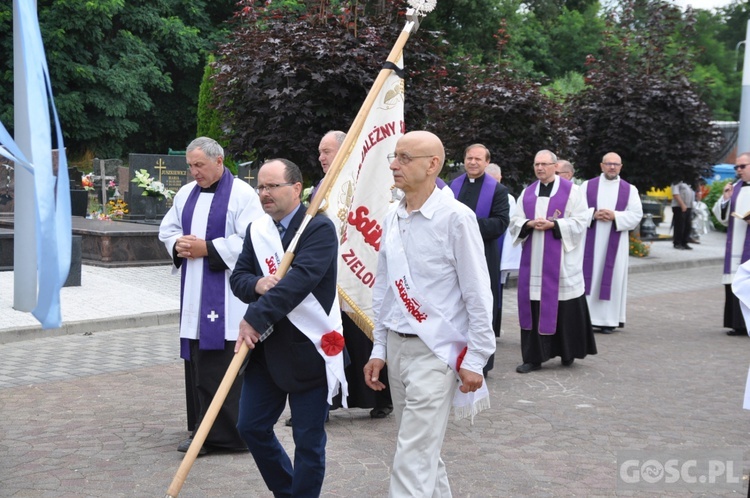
2;259;749;497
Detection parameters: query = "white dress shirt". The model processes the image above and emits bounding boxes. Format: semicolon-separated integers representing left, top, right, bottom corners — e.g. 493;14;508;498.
370;186;496;375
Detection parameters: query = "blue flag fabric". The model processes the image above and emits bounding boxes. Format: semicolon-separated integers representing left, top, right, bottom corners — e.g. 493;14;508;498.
0;0;71;329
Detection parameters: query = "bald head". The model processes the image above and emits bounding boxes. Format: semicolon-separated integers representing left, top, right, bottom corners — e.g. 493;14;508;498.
600;152;623;181
486;163;502;183
390;131;445;198
555;160;574;181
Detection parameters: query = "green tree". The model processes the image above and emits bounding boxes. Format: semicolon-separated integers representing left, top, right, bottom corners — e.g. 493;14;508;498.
213;0;444;180
0;0;234;158
426;61;573;192
571;0;721;191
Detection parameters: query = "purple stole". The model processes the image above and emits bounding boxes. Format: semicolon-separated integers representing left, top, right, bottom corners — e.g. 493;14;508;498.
179;167;234;360
436;177;447;189
310;179;322;203
582;177;631;300
723;180;750;274
518;178;573;335
450;173;497;218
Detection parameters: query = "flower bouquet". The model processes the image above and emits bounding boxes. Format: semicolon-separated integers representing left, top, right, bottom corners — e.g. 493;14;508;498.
106;199;129;220
131;169;175;201
82;173;94;191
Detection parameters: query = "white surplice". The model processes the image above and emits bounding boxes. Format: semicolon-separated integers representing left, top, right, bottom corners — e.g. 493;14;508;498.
713;184;750;284
580;175;643;327
509;177;590;301
159;178;263;341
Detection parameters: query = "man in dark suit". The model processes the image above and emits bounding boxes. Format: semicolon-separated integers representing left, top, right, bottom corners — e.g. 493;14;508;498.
450;144;510;375
230;158;342;497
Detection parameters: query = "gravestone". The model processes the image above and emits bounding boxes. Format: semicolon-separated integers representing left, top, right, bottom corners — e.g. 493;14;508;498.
236;162;258;188
0;159;12;213
128;154;191;220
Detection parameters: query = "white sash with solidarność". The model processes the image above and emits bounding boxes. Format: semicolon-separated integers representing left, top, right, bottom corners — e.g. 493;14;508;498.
384;212;490;421
250;215;348;406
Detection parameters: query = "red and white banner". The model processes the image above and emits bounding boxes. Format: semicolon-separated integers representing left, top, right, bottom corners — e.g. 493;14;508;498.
322;55;405;337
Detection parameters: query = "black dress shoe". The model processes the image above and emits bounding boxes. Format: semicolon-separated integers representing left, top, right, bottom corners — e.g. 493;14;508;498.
516;362;541;373
370;406;393;419
727;329;747;336
682;244;693;250
561;358;574;366
595;326;615;334
674;245;685;250
177;437;207;456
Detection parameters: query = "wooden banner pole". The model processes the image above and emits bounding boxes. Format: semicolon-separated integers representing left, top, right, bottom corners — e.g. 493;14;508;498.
165;5;431;496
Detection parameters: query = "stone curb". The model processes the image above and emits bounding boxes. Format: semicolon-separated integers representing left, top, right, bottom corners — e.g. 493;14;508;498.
0;310;179;345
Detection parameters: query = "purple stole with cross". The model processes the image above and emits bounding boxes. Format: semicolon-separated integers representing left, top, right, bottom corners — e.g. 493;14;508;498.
582;176;631;300
179;167;234;360
518;178;573;335
724;180;750;274
450;173;498;218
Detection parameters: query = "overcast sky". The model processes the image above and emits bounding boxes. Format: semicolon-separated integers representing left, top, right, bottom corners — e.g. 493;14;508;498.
672;0;737;11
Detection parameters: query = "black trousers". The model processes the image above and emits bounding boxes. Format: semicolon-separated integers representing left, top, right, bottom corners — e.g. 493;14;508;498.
672;206;692;247
184;340;247;450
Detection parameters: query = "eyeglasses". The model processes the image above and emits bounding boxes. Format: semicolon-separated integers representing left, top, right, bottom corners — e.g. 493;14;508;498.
534;162;555;167
255;182;295;194
735;164;749;171
387;153;433;165
603;162;622;167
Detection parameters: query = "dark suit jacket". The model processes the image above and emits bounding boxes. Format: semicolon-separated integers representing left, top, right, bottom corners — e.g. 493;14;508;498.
230;205;338;393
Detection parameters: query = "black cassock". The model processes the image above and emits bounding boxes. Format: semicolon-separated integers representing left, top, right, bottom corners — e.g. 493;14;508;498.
453;173;510;373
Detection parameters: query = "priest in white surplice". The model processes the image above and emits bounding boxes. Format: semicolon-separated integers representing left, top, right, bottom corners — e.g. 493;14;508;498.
159;137;263;454
580;152;643;334
510;149;597;374
713;151;750;336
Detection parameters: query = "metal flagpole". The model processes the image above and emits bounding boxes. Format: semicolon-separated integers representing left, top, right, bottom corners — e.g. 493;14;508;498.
13;0;37;312
164;1;436;496
738;20;750;154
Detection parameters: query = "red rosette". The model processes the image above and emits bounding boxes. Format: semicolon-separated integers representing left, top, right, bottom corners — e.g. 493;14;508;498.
320;331;345;356
456;346;468;371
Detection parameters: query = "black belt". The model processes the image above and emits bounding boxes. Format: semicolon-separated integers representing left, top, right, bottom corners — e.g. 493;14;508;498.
390;330;418;338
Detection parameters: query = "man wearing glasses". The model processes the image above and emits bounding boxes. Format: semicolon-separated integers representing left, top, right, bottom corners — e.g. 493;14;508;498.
510;149;597;373
555;159;576;183
712;152;750;336
449;144;510;375
365;131;495;497
580;152;643;334
159;136;263;455
230;158;345;496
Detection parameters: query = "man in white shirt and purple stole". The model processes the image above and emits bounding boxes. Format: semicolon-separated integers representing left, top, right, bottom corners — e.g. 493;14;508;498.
510;149;597;374
159;136;263;454
713;152;750;336
580;152;643;334
364;130;496;497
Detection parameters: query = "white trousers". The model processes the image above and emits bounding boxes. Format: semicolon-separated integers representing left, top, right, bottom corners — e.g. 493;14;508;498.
387;332;458;498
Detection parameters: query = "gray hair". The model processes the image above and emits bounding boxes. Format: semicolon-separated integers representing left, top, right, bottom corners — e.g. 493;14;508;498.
486;163;502;177
187;137;224;160
557;159;574;175
325;130;346;145
536;149;557;163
